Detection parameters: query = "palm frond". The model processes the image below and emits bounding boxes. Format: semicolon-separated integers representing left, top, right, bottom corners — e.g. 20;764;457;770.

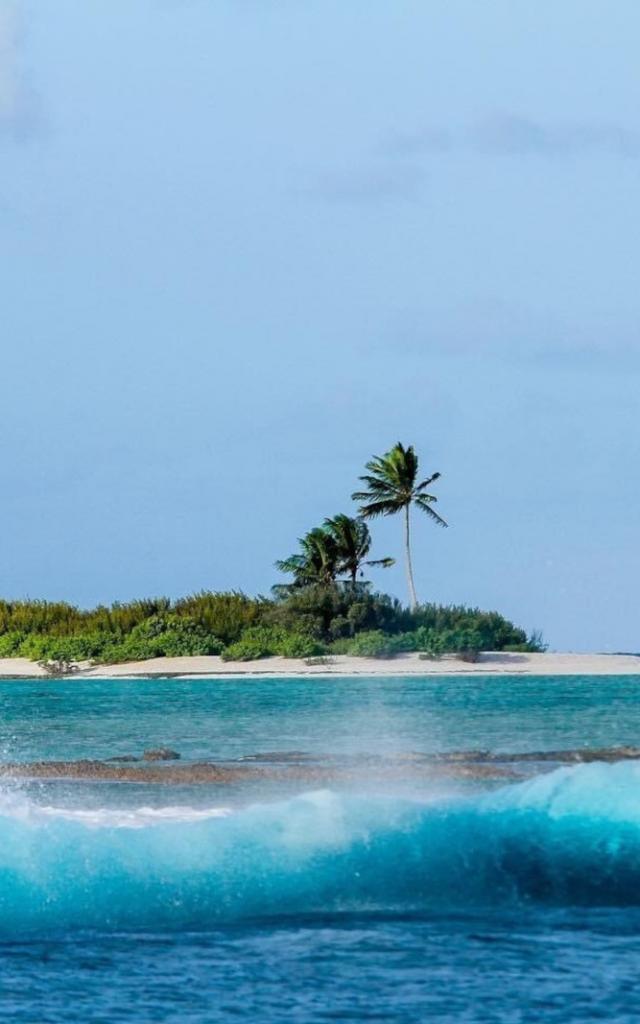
351;489;394;505
352;476;397;497
415;496;448;527
354;443;420;502
356;498;404;519
274;555;306;573
416;471;441;492
276;527;341;585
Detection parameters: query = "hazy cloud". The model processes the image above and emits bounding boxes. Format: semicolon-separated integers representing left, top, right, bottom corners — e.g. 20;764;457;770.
473;115;640;158
0;4;40;141
309;163;427;204
389;115;640;159
382;302;640;372
321;113;640;204
384;126;453;157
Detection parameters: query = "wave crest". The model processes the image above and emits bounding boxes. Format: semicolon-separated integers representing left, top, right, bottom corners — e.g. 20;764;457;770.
1;762;640;931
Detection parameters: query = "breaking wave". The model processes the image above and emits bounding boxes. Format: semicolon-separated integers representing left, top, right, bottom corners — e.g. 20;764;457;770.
1;762;640;932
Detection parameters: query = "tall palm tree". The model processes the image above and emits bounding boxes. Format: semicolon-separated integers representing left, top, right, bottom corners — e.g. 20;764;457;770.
275;527;340;589
352;442;447;608
323;514;394;586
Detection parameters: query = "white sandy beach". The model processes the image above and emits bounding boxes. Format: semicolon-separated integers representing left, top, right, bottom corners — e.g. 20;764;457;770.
0;652;639;678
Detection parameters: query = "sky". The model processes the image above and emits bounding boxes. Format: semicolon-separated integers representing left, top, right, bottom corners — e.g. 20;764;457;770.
1;0;639;651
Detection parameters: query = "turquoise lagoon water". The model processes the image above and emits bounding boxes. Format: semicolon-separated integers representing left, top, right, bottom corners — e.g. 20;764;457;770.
2;674;639;761
1;675;640;1022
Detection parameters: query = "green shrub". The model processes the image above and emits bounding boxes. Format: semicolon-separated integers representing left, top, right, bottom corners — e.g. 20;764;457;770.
19;633;110;663
98;616;223;664
0;598;175;638
221;627;285;662
526;630;548;653
347;630;438;658
0;593;264;646
384;632;418;655
277;633;324;659
173;592;265;644
411;627;445;657
327;637;355;655
14;617;223;666
433;627;485;659
131;615;222;656
405;604;531;650
347;631;395;658
0;632;26;657
98;638;161;665
266;585;406;640
221;626;322;662
0;600;84;636
17;635;52;661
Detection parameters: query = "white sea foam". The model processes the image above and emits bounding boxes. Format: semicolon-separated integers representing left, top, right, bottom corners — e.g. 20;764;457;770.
0;791;233;828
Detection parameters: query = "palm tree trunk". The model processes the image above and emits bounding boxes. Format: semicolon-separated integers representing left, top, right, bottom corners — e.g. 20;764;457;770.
404;504;418;609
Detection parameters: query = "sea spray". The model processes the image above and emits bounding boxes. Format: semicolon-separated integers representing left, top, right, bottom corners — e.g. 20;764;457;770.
0;762;639;932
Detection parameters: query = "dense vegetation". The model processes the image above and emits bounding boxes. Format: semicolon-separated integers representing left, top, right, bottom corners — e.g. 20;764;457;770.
0;442;545;667
0;587;544;667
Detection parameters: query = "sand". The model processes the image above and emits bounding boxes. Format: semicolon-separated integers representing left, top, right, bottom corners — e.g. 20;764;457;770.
1;651;639;679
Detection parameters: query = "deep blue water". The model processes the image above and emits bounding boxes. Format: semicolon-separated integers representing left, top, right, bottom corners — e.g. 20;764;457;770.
1;674;640;1022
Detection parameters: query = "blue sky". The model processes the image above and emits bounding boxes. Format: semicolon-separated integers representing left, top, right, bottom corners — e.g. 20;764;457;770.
2;1;639;651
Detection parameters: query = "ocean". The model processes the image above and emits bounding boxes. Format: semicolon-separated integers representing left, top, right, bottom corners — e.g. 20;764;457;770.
1;675;639;1022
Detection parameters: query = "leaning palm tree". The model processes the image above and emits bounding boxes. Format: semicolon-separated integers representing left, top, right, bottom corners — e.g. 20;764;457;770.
275;527;340;589
352;443;447;608
323;514;394;586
